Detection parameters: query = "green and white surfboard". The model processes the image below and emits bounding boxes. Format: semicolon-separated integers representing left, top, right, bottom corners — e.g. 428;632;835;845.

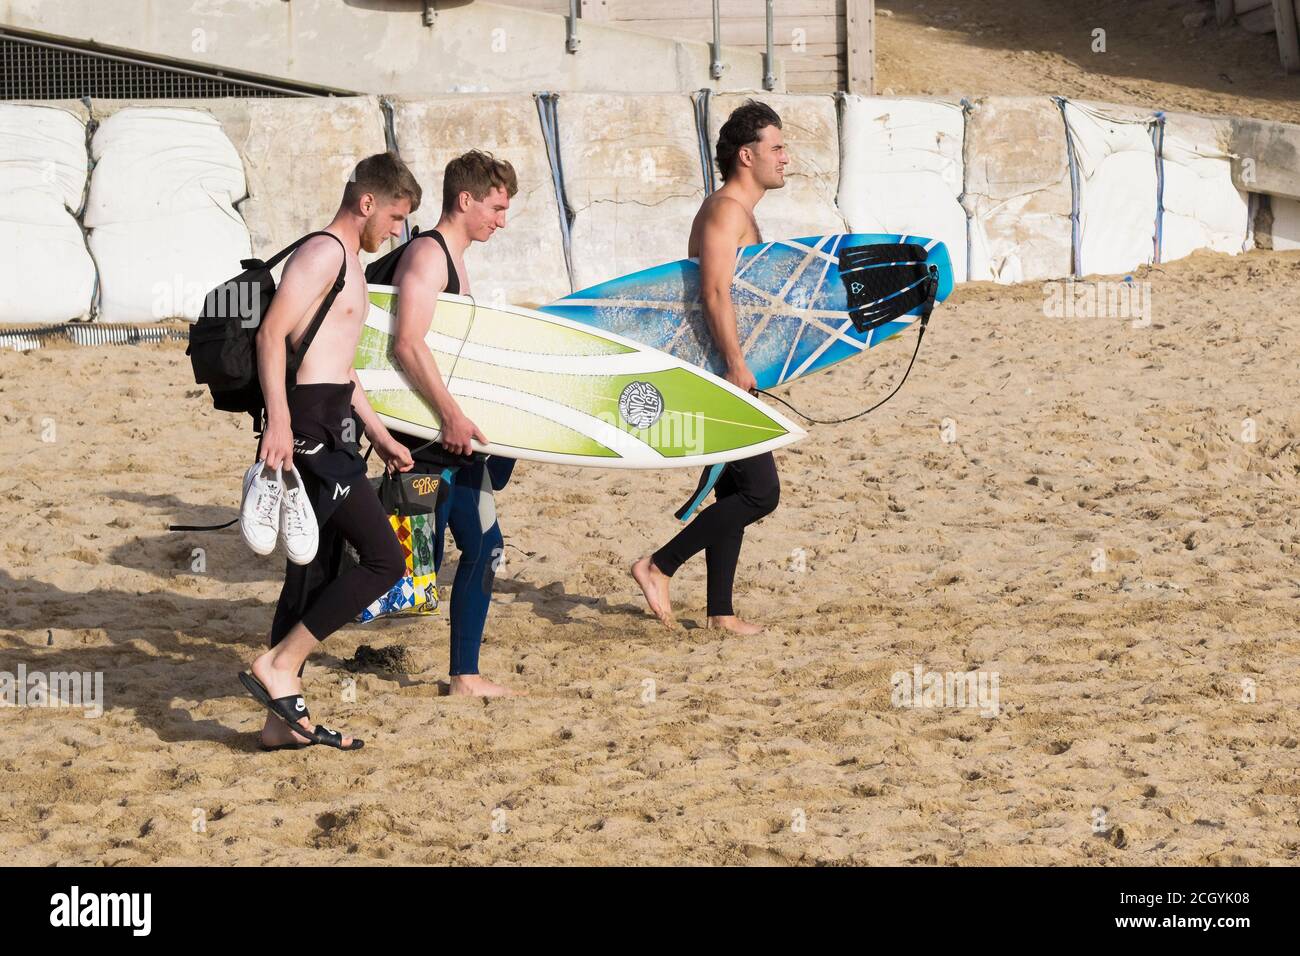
354;287;805;469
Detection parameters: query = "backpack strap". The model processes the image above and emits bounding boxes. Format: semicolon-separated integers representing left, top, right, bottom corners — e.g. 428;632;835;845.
283;231;348;380
168;518;238;533
373;227;458;295
251;229;340;272
241;231;347;434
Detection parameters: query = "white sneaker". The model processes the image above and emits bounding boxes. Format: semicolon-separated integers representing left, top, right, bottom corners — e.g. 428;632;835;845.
279;466;319;565
240;461;283;556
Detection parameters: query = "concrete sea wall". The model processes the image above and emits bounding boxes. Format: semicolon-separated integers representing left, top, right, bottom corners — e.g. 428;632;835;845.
3;92;1298;323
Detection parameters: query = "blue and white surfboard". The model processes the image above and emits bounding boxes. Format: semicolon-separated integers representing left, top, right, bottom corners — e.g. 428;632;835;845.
540;234;954;390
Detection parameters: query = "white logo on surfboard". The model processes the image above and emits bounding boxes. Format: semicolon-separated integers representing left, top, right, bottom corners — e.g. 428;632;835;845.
618;381;664;429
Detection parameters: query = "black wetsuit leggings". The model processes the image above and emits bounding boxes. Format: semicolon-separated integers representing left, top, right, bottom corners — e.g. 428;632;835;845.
270;486;404;644
269;483;404;648
652;452;780;617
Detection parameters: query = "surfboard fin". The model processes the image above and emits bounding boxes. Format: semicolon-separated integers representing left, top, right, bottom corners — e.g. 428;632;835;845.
838;244;939;334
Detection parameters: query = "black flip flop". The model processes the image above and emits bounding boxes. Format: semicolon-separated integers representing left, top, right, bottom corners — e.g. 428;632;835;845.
238;671;364;751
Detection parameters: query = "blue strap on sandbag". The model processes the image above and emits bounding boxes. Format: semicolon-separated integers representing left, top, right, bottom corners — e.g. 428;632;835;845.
1151;111;1167;265
1054;96;1084;278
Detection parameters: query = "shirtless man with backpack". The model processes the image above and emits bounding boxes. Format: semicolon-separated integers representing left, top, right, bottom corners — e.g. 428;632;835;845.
235;152;419;751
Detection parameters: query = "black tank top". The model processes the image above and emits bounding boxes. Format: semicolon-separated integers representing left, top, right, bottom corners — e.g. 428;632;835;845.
364;227;459;294
371;228;465;459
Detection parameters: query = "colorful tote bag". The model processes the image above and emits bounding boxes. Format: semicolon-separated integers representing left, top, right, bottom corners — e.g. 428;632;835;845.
352;470;451;623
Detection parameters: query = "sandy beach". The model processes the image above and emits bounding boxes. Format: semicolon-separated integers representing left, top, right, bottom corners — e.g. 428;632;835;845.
879;0;1300;123
4;0;1300;867
3;245;1299;865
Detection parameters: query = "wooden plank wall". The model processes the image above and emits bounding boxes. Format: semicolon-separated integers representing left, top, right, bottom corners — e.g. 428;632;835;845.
845;0;873;95
1275;0;1300;71
501;0;851;92
1220;0;1300;72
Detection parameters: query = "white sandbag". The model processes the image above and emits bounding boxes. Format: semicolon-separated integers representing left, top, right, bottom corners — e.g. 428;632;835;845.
1062;100;1159;277
0;104;97;323
1158;112;1249;261
707;93;846;242
94;96;392;277
559;93;704;292
391;94;570;308
964;96;1073;283
837;95;967;280
86;107;251;322
108;97;388;259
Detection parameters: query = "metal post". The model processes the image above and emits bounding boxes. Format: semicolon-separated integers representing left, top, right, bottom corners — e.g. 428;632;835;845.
421;0;435;28
1275;0;1300;74
762;0;776;91
846;0;875;96
567;0;580;54
710;0;724;79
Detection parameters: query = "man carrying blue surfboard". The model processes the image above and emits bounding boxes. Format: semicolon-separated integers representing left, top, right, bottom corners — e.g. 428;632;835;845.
632;101;788;635
365;150;522;697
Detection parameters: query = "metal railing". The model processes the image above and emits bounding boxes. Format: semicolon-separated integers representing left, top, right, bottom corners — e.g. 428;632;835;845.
567;0;580;54
0;28;346;99
710;0;724;79
762;0;776;91
564;0;776;88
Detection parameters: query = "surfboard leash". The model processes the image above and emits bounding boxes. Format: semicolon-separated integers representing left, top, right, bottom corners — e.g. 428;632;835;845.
757;251;939;427
444;291;477;391
756;313;930;427
358;292;481;465
430;291;480;455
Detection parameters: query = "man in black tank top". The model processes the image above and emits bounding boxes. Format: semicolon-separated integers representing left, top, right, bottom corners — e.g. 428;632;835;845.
363;150;522;697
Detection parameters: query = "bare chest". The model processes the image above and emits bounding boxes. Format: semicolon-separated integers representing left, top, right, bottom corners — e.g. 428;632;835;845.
292;258;369;382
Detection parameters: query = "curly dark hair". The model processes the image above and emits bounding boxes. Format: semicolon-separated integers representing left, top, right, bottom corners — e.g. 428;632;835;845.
715;100;782;183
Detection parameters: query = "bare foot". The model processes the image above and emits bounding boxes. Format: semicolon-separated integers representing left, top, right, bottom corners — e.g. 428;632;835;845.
631;556;675;627
259;713;309;749
449;674;525;698
706;615;763;635
250;651;356;748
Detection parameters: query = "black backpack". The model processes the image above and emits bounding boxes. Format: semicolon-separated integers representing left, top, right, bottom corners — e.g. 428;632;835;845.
364;225;455;287
186;231;347;423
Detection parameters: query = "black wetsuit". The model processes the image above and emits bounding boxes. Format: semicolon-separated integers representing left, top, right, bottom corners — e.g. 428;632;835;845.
652;453;780;617
366;228;515;675
267;382;404;645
